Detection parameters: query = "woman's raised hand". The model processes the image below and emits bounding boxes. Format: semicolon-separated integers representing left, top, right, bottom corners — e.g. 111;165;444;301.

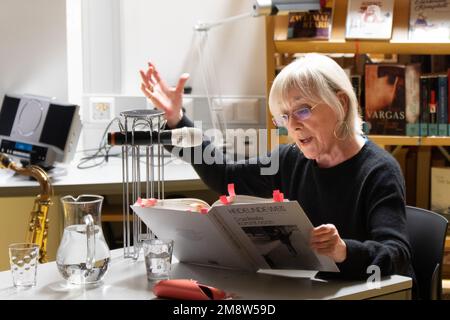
140;62;190;128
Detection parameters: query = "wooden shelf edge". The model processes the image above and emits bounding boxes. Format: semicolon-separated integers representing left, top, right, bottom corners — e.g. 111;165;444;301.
274;41;450;55
274;135;450;147
420;137;450;146
368;136;450;146
368;135;420;146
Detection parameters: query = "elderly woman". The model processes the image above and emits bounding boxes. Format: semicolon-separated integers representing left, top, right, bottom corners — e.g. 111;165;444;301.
140;53;414;283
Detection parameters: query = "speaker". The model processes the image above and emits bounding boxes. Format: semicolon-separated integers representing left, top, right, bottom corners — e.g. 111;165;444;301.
0;94;81;167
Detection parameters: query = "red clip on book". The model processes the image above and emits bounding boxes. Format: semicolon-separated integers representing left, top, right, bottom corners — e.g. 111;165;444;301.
273;189;284;202
219;183;237;205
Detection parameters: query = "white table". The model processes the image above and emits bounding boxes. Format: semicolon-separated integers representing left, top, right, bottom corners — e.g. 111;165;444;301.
0;249;412;300
0;155;205;197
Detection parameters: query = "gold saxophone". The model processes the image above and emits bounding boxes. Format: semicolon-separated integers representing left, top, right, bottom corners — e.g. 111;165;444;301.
0;153;53;263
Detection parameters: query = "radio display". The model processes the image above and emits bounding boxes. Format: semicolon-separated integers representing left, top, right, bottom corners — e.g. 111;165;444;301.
15;142;33;152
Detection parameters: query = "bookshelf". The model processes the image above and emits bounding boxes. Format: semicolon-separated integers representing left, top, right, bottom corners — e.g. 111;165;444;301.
370;136;450;148
368;136;450;209
264;0;450;209
271;0;450;55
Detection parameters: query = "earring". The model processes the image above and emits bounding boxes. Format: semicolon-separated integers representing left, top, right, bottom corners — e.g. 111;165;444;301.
333;121;350;141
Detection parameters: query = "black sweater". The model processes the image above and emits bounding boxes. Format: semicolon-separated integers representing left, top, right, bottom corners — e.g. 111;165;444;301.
170;115;415;281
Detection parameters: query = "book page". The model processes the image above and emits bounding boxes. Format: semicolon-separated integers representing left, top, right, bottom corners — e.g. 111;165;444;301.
153;198;210;211
211;201;339;272
211;195;274;207
131;205;255;271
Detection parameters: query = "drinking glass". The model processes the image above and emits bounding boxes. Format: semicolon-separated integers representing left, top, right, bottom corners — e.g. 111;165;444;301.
143;239;174;281
9;243;39;288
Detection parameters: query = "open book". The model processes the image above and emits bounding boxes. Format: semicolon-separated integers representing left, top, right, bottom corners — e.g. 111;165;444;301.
131;195;339;273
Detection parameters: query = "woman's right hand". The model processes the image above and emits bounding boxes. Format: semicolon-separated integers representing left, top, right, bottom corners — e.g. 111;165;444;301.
140;62;190;128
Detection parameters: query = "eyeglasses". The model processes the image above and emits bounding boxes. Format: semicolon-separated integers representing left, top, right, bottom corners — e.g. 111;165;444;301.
272;103;320;128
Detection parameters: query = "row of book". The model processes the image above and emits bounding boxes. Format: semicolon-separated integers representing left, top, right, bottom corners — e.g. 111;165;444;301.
360;64;450;136
287;0;450;41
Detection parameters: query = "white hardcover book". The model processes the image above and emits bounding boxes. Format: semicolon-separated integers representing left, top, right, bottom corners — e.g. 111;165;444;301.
132;195;339;273
409;0;450;41
345;0;394;40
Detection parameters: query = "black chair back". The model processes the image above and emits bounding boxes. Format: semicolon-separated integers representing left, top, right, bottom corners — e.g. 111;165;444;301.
406;206;448;300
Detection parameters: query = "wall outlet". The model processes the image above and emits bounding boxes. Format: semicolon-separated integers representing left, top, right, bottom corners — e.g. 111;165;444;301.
89;97;115;122
235;98;259;123
212;98;259;124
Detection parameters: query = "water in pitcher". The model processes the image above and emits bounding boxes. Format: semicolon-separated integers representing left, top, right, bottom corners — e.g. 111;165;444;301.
56;225;110;284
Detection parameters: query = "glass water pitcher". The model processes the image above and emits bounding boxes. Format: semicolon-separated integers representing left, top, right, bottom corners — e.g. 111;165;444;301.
56;195;110;285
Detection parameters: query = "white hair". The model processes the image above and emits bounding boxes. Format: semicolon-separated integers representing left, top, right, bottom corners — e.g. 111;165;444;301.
268;53;363;136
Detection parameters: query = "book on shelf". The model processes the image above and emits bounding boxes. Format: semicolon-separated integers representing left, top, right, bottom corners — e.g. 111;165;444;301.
350;74;366;127
405;64;421;136
437;74;448;136
419;75;431;136
351;74;362;106
428;73;449;137
345;0;394;40
448;68;450;135
286;2;333;40
409;0;450;41
365;63;408;135
431;167;450;217
131;189;339;273
428;76;439;136
419;73;449;137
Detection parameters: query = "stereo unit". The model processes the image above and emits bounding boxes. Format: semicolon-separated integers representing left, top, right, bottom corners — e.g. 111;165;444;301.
0;94;82;168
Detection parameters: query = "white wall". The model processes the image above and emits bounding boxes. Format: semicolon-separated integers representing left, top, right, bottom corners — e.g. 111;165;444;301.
69;0;268;154
0;0;68;101
81;0;122;95
119;0;267;96
0;0;266;104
